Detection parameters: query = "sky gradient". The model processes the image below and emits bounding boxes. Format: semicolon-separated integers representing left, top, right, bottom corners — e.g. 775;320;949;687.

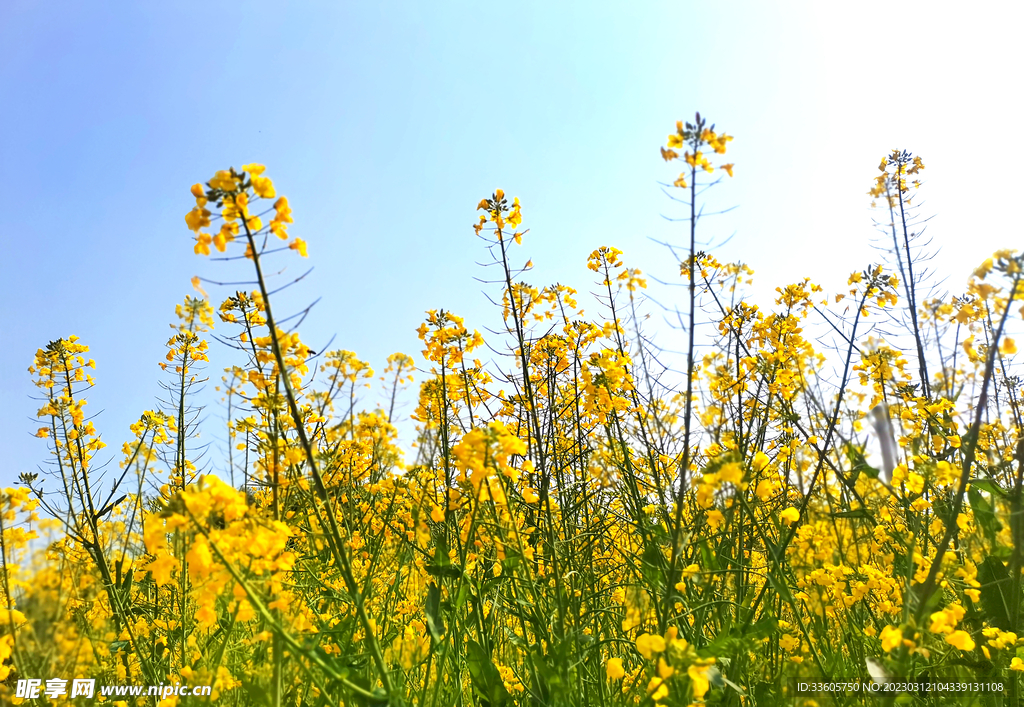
2;2;1022;487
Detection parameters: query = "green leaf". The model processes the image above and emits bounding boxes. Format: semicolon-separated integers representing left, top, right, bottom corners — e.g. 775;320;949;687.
343;676;390;707
970;478;1006;498
424;581;444;642
119;567;134;593
765;565;795;604
753;682;776;703
640;539;666;590
700;540;719;571
744;616;778;640
978;556;1015;631
830;508;872;519
425;536;462;578
715;668;747;696
424;564;463;579
465;639;511;707
305;647;351;683
968;486;1001;540
454;582;471;611
242;681;273;707
433;533;451;567
854;460;881;480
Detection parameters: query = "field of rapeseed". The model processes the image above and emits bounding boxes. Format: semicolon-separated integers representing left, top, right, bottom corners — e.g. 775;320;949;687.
2;115;1023;707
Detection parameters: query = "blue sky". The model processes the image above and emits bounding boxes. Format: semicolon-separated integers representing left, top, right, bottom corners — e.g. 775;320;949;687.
2;2;1022;487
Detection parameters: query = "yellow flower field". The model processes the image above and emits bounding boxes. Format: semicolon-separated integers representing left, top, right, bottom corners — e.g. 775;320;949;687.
3;115;1023;706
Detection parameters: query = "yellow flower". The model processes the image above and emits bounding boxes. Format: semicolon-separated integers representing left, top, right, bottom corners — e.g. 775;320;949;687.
721;163;734;177
144;553;178;586
606;657;625;680
780;507;800;525
1000;338;1017;355
685;150;711;171
646;676;669;701
212;227;235;253
755;479;775;502
209;170;238;191
905;472;924;495
194;232;212;256
687;659;714;700
635;633;666;659
185;536;214;580
1011;657;1024;671
880;625;902;652
185;207;211;233
289;238;308;257
0;609;26;626
708;132;733;153
252;175;276;199
268;593;292;613
195;604;217;628
929;605;965;635
946;630;975;651
717;462;744;487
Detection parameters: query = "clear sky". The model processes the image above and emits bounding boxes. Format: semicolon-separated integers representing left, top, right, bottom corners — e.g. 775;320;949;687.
2;2;1022;487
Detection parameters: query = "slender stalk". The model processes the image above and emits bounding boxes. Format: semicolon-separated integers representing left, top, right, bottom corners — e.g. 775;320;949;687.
666;127;700;623
913;268;1022;624
237;203;394;698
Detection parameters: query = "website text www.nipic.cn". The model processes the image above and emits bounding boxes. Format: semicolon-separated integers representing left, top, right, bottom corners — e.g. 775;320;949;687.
16;678;213;700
